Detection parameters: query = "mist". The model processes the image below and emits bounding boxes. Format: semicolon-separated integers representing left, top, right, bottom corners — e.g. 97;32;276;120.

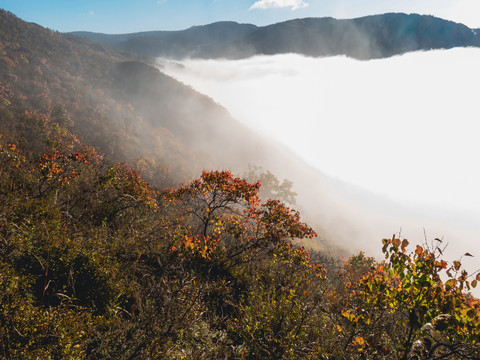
158;49;480;264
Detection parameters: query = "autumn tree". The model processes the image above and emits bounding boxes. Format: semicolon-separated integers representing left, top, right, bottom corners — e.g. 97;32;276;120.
163;170;326;358
339;236;480;359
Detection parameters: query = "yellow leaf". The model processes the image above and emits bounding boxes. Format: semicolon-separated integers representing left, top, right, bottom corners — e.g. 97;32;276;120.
354;336;365;346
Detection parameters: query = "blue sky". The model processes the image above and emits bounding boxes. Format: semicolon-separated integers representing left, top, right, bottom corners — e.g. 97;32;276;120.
2;0;480;33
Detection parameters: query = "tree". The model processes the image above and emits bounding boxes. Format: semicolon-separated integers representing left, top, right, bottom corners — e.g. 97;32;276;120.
244;165;297;206
341;236;480;359
165;170;325;358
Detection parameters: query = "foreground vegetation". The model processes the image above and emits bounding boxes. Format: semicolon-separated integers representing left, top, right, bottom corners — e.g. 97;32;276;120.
1;99;480;359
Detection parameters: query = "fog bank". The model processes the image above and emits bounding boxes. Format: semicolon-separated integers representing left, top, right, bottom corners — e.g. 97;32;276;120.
159;49;480;261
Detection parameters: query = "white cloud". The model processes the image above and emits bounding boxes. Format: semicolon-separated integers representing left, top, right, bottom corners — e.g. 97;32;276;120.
249;0;309;11
160;49;480;220
88;11;95;16
161;50;480;266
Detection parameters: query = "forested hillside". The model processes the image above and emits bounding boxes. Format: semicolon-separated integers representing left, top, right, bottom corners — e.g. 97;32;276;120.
1;9;480;359
0;9;223;184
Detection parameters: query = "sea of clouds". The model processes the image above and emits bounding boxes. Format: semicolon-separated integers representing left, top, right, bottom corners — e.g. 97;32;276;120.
159;48;480;265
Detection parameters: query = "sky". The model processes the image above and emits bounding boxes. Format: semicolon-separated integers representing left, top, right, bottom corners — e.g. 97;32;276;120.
2;0;480;33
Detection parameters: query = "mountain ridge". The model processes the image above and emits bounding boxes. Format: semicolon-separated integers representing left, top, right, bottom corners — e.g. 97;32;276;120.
72;21;258;59
71;13;480;60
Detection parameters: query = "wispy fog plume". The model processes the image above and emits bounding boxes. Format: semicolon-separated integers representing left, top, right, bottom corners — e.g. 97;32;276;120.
160;49;480;262
249;0;309;11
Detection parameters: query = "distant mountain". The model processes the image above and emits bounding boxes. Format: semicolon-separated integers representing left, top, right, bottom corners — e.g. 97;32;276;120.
72;13;480;60
72;21;258;59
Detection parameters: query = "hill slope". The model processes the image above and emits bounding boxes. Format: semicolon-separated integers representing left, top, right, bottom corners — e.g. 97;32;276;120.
0;9;342;246
72;13;480;60
0;10;266;184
